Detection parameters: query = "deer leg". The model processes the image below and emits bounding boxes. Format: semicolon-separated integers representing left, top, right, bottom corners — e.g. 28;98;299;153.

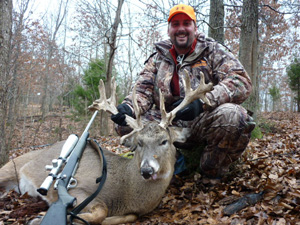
74;202;108;224
102;214;138;225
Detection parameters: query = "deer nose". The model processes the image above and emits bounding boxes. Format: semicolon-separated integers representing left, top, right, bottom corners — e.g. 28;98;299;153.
141;167;154;180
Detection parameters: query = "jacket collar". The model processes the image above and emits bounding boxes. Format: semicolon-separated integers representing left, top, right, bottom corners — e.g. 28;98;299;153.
154;32;210;62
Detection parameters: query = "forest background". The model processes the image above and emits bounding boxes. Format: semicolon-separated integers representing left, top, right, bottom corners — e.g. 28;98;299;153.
0;0;299;166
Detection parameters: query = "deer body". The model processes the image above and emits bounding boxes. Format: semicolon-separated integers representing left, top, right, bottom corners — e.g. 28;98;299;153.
0;122;184;224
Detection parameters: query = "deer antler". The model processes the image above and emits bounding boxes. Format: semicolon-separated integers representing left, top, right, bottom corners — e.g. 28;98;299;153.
123;84;143;130
159;69;213;129
88;77;144;144
119;84;144;145
88;77;118;114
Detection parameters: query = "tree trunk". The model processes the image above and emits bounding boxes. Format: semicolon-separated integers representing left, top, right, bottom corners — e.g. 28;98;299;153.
126;4;134;97
7;0;30;151
208;0;224;44
238;0;259;115
297;77;300;112
21;85;31;145
103;0;124;135
106;0;124;95
0;0;13;166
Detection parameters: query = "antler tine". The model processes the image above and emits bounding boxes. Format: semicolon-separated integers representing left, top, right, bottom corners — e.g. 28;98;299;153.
191;71;213;106
159;90;173;129
159;69;213;129
159;90;167;123
124;84;143;130
120;84;144;145
107;77;117;107
88;78;118;115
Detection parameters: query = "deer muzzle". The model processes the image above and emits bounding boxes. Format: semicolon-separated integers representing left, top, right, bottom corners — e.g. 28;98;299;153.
140;159;159;180
141;167;155;180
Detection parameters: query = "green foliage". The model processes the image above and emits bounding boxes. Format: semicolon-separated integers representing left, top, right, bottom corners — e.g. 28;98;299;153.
254;117;276;138
242;95;259;116
269;85;280;101
251;126;263;139
269;85;281;111
71;59;106;115
287;58;300;92
116;91;125;105
287;58;300;111
113;76;126;104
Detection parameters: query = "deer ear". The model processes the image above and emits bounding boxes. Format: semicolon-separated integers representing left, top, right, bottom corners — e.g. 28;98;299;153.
169;127;191;143
120;130;138;148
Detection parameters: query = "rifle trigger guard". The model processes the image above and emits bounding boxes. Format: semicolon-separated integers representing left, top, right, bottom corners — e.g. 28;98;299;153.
67;177;78;189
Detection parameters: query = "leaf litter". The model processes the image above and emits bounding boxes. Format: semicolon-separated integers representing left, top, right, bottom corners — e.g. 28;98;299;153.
1;112;300;224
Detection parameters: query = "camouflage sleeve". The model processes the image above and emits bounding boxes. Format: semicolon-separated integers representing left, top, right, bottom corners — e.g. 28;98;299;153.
122;54;157;115
206;42;252;109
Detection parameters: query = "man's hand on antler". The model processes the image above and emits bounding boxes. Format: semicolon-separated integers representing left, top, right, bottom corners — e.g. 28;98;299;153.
111;103;133;126
172;98;203;121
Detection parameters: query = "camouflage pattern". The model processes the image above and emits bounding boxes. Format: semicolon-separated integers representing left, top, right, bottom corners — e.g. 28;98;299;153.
123;32;252;114
117;33;254;178
189;103;255;178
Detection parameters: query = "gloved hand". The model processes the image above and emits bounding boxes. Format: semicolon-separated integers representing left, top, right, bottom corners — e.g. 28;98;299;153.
173;99;203;121
111;104;133;126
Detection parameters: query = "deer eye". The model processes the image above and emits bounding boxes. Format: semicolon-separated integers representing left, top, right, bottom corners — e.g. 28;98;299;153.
160;140;168;146
130;145;137;152
138;140;143;147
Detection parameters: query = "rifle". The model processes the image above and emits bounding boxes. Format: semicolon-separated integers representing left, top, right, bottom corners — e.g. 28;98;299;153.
37;111;106;225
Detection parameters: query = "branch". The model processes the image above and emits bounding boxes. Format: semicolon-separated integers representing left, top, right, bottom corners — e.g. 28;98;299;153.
200;19;241;30
225;3;299;15
260;4;295;15
12;159;21;194
248;150;298;162
224;4;243;8
223;192;264;216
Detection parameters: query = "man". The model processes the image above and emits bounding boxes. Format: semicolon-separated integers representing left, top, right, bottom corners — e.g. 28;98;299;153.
111;4;255;179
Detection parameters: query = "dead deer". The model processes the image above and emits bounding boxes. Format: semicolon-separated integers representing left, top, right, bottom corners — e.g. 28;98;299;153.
0;70;212;224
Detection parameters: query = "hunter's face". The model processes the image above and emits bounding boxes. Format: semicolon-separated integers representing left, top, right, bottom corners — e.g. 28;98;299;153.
168;13;197;55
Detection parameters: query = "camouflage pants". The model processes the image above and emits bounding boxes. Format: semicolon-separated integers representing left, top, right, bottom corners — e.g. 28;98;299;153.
115;103;255;178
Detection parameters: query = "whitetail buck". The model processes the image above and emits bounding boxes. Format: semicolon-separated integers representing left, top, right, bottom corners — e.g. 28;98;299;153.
0;70;212;224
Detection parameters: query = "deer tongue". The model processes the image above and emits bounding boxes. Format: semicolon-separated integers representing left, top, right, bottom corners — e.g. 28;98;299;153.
151;173;158;180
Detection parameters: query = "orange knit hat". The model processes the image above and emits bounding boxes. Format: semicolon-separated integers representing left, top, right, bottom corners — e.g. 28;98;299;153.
168;4;196;23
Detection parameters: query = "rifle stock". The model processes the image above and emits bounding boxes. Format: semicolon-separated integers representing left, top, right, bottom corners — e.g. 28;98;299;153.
40;187;74;225
40;111;98;225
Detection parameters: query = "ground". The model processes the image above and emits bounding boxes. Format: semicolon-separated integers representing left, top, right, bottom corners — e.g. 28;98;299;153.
0;112;300;224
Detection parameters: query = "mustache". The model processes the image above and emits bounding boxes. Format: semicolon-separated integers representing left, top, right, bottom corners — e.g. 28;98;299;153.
175;31;187;36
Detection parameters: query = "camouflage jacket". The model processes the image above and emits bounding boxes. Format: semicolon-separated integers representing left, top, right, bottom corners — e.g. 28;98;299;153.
123;33;252;114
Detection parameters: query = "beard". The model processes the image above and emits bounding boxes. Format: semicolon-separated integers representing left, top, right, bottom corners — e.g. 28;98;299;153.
174;37;190;49
173;32;193;50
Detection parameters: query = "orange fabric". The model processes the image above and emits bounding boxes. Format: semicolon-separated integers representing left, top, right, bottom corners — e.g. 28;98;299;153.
168;4;196;23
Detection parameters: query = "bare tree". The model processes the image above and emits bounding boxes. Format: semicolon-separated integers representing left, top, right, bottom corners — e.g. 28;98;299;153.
41;0;69;119
105;0;124;96
114;1;140;98
7;0;31;150
72;0;124;135
0;0;13;165
101;0;124;135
